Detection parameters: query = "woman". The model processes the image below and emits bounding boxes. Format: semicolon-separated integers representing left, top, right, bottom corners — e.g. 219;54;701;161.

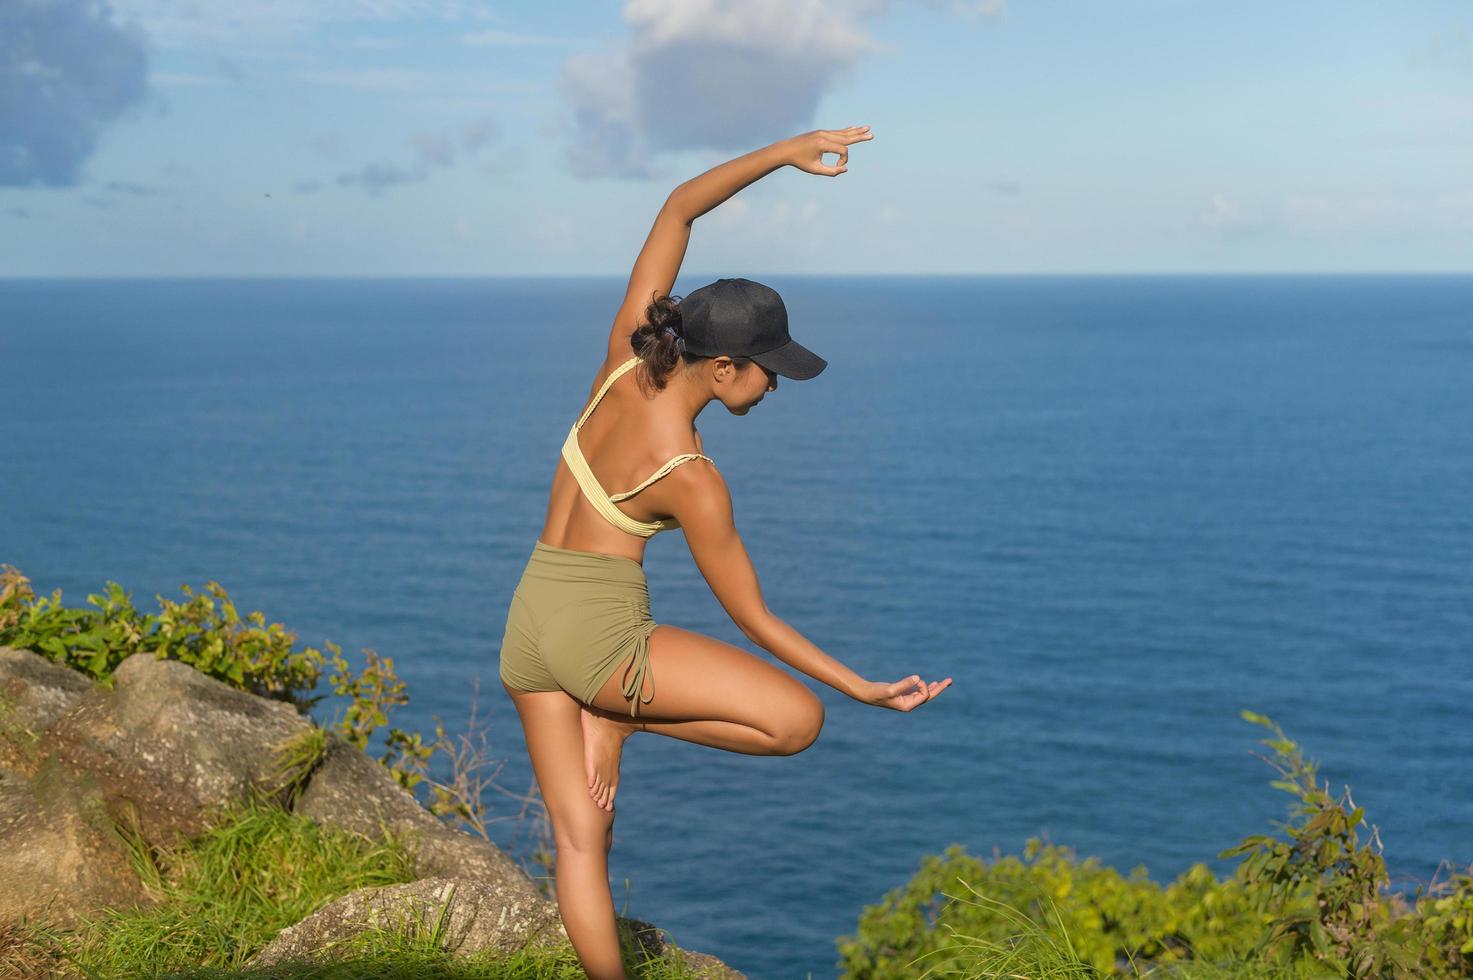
498;124;952;978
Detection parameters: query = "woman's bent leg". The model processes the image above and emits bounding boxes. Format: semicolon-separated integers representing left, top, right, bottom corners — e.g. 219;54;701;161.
587;624;825;754
505;684;627;980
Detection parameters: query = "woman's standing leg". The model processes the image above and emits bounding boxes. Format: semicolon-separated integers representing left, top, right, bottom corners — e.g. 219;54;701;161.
505;684;627;980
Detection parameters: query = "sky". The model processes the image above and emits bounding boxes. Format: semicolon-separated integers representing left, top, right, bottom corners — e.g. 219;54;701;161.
2;0;1471;277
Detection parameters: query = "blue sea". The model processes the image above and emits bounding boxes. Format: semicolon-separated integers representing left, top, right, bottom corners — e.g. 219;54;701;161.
2;275;1470;978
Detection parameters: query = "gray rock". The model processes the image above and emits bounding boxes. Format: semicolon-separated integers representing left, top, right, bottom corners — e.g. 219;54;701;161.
0;651;743;976
249;876;745;978
621;917;749;979
0;757;149;926
248;876;565;967
47;652;313;842
0;646;94;772
295;735;539;900
294;734;441;838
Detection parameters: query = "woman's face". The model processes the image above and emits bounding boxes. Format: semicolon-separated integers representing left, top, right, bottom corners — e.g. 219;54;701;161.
717;358;778;415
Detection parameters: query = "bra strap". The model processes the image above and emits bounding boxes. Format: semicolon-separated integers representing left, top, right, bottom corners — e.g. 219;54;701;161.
609;453;717;501
575;357;641;429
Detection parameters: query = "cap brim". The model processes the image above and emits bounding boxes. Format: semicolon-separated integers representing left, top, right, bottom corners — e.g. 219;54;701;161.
750;339;827;380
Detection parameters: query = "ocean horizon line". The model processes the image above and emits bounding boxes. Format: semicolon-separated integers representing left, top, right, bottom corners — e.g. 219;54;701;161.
3;270;1472;283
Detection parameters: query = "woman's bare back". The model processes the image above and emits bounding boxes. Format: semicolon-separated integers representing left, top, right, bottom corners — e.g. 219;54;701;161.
538;356;705;561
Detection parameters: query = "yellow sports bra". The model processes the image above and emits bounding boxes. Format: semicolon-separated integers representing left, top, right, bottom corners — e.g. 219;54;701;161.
560;356;717;538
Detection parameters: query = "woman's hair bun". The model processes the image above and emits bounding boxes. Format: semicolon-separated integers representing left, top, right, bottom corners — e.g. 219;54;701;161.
630;292;686;392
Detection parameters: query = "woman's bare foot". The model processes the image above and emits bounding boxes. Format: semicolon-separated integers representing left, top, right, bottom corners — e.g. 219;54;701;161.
580;704;637;811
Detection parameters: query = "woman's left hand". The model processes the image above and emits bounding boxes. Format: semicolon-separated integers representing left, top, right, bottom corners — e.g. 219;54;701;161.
784;125;873;176
852;674;952;711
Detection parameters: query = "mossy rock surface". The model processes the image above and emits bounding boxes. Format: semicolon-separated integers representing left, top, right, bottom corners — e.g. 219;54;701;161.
48;652;313;843
0;645;94;772
0;757;149;927
294;734;537;899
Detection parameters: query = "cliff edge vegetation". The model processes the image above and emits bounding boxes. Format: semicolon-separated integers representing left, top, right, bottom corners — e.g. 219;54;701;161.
0;564;741;979
836;714;1473;978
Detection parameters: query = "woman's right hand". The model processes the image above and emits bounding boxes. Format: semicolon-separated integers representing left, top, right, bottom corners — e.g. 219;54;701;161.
785;125;873;176
852;674;952;711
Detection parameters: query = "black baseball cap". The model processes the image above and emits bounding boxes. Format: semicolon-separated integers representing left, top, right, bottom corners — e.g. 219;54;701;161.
678;278;827;380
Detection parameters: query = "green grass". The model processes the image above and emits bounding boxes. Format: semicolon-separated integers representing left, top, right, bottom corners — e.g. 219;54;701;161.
910;883;1100;979
904;883;1346;980
67;799;418;974
265;726;329;805
11;800;712;979
140;926;720;979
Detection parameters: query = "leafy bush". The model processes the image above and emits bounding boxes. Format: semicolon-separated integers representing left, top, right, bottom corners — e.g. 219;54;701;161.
1;566;322;702
1225;711;1473;976
0;564;545;876
838;711;1473;978
836;837;1266;977
1415;866;1473;977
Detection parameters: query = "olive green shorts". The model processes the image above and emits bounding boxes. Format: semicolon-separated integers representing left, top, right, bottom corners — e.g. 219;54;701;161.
498;540;659;717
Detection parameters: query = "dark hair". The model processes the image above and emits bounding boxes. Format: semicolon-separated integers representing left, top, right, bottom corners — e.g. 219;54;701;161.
629;291;753;392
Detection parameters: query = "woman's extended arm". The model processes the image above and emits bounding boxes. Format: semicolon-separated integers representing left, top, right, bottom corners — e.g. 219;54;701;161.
605;126;873;363
661;461;949;712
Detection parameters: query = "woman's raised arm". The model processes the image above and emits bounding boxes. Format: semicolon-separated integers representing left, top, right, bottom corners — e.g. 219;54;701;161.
604;125;873;363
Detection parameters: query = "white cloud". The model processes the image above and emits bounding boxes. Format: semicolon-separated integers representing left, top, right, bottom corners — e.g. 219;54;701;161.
1;0;152;187
558;0;923;179
1199;194;1274;238
324;115;520;196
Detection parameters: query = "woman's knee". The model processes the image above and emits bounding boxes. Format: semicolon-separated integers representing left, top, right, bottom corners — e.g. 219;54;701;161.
772;690;825;755
554;809;613;858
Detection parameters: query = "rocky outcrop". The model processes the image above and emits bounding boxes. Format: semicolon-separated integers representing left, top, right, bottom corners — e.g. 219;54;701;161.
0;646;744;976
0;645;94;772
295;735;538;899
0;757;149;926
623;920;749;980
250;877;745;979
249;877;566;966
46;653;313;843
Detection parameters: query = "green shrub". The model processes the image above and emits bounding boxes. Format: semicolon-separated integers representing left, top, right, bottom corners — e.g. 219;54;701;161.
1413;866;1473;976
835;837;1266;977
0;564;534;862
839;712;1473;979
1;566;323;703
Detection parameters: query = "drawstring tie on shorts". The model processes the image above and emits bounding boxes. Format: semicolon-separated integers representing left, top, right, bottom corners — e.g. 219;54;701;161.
619;615;659;718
